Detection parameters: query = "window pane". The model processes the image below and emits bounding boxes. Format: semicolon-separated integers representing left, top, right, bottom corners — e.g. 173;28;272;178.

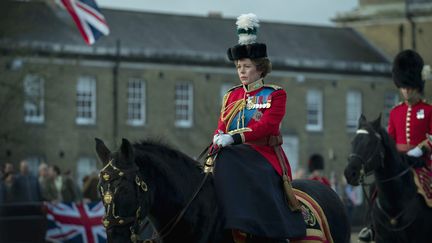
76;76;96;125
306;89;322;131
346;90;362;132
127;79;146;126
23;74;44;124
175;83;193;127
76;157;97;189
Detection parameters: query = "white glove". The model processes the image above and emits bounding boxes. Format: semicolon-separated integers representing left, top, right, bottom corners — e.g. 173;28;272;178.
215;134;234;147
213;134;220;144
407;146;423;157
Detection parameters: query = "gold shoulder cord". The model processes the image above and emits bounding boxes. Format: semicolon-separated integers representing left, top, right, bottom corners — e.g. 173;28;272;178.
224;100;246;132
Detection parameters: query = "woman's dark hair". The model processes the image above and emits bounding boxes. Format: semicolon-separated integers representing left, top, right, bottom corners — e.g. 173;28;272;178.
252;58;272;78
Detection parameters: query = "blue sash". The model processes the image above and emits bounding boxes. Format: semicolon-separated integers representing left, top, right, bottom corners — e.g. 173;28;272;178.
228;88;274;132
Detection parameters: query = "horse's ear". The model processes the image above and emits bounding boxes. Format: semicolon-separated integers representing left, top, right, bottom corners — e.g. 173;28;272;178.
358;114;367;127
120;138;134;163
371;113;382;130
95;138;111;166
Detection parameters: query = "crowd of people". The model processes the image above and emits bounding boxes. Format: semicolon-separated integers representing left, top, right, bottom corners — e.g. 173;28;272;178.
0;160;100;204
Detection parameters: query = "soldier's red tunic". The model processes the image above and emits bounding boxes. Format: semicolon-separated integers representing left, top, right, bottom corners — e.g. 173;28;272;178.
214;79;291;177
388;100;432;166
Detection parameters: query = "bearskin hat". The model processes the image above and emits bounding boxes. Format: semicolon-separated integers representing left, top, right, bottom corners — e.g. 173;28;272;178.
392;49;425;93
308;154;324;173
227;13;267;61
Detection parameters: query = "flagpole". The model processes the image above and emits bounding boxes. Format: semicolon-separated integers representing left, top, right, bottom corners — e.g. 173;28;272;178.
405;0;416;51
113;39;120;145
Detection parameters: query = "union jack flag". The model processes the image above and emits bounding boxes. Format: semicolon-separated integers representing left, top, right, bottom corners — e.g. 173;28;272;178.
45;201;107;243
60;0;110;45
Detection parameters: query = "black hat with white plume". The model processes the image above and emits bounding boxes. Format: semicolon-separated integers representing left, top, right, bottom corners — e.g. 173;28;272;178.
227;13;267;61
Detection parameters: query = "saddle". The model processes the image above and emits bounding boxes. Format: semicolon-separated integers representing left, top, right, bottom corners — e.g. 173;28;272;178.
232;189;334;243
290;189;333;243
413;167;432;207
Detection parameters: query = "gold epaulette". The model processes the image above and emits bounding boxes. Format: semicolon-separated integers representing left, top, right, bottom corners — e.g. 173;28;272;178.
264;84;283;90
227;84;242;92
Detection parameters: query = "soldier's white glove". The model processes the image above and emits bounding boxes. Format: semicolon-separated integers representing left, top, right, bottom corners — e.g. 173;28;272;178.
215;134;234;147
407;146;423;157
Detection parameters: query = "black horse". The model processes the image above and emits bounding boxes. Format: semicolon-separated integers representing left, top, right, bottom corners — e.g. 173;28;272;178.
96;138;350;243
344;114;432;243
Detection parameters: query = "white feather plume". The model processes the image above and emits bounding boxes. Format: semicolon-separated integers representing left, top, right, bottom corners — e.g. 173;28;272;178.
236;13;259;45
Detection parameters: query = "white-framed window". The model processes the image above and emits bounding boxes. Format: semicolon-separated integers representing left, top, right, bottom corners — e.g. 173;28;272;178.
76;157;97;188
175;82;193;128
384;92;400;126
76;76;96;125
127;78;146;126
306;89;323;131
281;135;299;174
346;90;362;132
23;74;44;124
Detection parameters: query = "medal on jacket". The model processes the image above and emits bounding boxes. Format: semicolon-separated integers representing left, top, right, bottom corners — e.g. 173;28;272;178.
246;96;271;110
417;109;424;119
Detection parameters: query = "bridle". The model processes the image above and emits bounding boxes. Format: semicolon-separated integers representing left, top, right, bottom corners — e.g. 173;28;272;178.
348;128;418;233
348;129;385;183
99;160;149;242
99;159;209;243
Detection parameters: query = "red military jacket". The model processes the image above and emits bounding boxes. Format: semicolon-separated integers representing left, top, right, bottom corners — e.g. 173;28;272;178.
388;100;432;157
214;79;291;177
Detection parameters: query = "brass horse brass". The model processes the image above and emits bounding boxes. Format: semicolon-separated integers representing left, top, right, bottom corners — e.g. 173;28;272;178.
104;191;113;204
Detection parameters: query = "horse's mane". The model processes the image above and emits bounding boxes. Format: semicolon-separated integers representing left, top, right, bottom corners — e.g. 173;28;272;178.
131;139;205;200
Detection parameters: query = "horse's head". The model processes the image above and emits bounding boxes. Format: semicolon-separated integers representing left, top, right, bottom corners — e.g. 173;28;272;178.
95;138;150;243
344;114;385;186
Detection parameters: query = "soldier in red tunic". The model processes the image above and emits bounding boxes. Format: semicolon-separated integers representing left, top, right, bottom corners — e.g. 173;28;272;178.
388;50;432;167
307;154;331;187
210;13;305;243
359;49;431;243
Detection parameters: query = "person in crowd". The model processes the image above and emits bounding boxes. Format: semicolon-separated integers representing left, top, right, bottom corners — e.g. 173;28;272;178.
307;153;331;186
210;13;305;242
49;165;80;203
0;163;6;203
82;172;99;202
38;163;57;201
11;160;41;202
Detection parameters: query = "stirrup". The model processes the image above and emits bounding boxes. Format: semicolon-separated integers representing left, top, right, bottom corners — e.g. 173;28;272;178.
358;226;375;243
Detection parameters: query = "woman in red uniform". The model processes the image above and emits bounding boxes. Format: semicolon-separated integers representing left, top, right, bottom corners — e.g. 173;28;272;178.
211;13;305;243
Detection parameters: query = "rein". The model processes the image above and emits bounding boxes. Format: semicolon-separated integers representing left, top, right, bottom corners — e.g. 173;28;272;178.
100;160;209;243
140;172;209;243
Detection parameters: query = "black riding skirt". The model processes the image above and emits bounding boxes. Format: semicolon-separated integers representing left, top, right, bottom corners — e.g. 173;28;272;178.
214;144;306;239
